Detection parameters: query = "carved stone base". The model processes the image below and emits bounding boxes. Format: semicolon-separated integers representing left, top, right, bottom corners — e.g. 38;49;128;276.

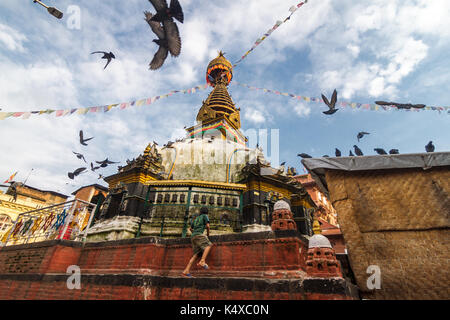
86;216;141;241
241;224;272;233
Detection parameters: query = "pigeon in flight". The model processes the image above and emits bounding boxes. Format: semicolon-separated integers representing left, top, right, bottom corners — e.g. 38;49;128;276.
425;141;435;153
79;130;93;146
68;167;87;180
91;51;115;69
90;162;100;171
357;131;370;142
96;158;119;168
145;10;181;70
353;145;364;156
374;148;387;155
375;101;426;109
73;151;86;163
297;153;312;159
349;150;355;156
335;148;341;157
389;149;399;155
148;0;184;23
321;89;338;115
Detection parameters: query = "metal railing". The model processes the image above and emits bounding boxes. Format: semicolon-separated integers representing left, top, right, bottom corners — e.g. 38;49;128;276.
133;186;244;238
0;199;98;247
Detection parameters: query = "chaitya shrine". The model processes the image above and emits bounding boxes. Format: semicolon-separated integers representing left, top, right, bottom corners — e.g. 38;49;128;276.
86;52;317;241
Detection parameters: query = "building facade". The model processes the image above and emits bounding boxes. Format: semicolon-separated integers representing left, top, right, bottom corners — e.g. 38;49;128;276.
0;183;68;237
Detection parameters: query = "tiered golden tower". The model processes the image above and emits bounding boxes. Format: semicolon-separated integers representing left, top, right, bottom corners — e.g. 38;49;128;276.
187;51;245;143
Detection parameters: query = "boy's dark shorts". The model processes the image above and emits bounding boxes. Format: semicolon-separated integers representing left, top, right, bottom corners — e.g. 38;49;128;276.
191;234;212;255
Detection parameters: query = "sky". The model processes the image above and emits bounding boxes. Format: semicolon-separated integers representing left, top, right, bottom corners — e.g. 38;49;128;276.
0;0;449;197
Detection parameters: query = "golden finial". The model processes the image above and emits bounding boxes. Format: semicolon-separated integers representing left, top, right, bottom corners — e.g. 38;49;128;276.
312;216;322;235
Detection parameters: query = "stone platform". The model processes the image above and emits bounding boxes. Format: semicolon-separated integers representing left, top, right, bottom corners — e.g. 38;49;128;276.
0;231;358;300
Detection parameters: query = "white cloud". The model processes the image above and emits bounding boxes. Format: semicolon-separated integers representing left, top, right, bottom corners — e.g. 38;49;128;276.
0;23;27;52
244;107;266;124
293;102;311;118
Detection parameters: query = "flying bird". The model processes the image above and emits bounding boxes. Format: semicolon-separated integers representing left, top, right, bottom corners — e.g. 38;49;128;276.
91;51;115;69
297;153;312;159
90;162;100;171
425;141;435;153
349;150;355;156
321;89;338;115
148;0;184;23
96;158;119;168
79;130;93;146
357;131;370;142
374;148;387;155
335;148;341;157
73;151;86;163
68;167;87;180
353;145;363;156
389;149;399;155
144;10;181;70
375;101;426;109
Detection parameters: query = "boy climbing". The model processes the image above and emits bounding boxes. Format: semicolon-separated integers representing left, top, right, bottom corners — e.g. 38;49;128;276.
182;206;213;277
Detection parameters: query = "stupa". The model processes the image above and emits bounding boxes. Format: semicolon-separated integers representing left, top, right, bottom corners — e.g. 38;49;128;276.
86;52;317;241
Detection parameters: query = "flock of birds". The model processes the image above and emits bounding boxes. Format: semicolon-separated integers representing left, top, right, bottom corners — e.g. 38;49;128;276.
297;132;436;159
67;130;119;181
30;1;443;188
91;0;183;70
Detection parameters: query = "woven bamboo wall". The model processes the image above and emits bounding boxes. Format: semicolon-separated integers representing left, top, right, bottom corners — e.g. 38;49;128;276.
325;166;450;300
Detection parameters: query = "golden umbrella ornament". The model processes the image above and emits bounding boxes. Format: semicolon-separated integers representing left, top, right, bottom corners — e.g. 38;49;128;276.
33;0;63;19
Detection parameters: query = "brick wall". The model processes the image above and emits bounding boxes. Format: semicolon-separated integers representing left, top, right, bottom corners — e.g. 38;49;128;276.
0;231;358;300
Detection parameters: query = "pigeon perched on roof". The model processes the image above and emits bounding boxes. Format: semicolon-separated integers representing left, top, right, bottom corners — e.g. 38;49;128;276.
321;89;338;115
91;51;115;69
389;149;399;155
297;153;312;159
353;145;363;156
425;141;435;152
357;131;370;142
335;148;341;157
349;150;354;156
374;148;387;155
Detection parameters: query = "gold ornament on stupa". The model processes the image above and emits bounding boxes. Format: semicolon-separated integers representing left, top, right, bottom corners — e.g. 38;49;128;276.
206;51;233;87
312;217;322;235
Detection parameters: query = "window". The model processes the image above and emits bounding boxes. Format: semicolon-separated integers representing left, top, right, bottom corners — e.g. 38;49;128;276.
0;215;12;232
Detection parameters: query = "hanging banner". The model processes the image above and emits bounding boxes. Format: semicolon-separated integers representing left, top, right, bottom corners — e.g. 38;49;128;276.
0;83;209;121
233;1;308;67
233;81;450;114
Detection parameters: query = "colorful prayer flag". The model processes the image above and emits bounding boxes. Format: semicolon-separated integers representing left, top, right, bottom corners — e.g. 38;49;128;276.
3;171;18;184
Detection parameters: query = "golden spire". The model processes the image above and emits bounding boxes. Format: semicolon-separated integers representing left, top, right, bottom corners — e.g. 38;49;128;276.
312;216;322;235
196;51;241;128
